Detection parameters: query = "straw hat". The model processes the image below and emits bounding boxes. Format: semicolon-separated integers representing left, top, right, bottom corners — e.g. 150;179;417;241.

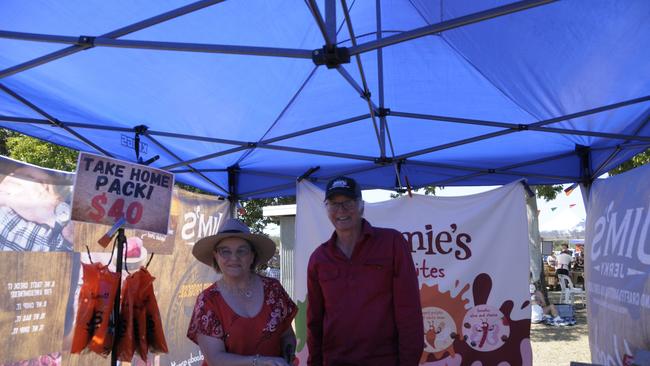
192;218;276;268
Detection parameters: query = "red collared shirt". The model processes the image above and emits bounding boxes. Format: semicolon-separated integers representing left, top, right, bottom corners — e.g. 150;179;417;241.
307;220;424;366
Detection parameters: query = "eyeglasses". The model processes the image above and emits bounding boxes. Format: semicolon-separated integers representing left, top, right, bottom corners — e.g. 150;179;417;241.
325;199;358;212
215;246;252;259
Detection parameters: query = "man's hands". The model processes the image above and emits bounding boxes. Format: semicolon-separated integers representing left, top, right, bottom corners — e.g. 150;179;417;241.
0;174;60;227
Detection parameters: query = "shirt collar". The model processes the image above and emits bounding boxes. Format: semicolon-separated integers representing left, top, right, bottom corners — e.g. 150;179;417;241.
326;219;374;248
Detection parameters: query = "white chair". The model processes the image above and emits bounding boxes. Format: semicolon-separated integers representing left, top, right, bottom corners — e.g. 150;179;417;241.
557;274;584;305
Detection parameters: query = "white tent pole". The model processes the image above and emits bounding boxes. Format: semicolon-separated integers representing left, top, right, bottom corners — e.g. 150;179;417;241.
325;0;337;45
0;30;313;59
349;0;556;55
338;0;383;156
144;134;229;195
162;147;250;171
159;114;370;170
0;0;226;79
262;114;369;144
306;0;333;47
0;83;114;157
409;156;577;182
397;95;650;160
234;67;319;166
376;0;387;158
591;112;650;179
391;110;650;143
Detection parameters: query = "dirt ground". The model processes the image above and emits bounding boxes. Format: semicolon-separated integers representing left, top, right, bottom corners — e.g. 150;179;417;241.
530;292;592;366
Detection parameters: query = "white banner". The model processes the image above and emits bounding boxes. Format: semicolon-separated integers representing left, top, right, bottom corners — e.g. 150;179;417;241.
294;180;532;365
586;164;650;365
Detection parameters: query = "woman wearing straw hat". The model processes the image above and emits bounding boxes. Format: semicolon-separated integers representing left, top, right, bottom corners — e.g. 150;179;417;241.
187;218;297;366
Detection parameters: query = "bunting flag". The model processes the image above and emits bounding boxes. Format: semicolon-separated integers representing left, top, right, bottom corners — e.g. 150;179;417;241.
569;204;576;208
564;182;578;196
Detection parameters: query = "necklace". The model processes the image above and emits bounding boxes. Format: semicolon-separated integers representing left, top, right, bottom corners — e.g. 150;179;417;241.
219;276;255;298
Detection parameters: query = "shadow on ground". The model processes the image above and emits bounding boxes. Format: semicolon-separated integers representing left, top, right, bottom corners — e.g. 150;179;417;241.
529;291;589;343
530;307;588;342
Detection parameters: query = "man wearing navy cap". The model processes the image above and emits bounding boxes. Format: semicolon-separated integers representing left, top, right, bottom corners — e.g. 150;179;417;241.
306;176;424;366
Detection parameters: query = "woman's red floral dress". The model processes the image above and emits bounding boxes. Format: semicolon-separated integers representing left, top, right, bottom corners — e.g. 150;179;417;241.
187;276;297;363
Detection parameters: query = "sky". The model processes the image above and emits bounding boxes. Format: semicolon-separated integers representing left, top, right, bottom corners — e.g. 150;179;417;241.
363;184;587;233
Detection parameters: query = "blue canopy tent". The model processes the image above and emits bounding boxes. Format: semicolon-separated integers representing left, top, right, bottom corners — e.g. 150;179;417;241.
1;0;649;201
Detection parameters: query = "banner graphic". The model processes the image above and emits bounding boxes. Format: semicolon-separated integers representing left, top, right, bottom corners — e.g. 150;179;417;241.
0;157;74;252
585;164;650;364
0;156;229;365
295;180;532;365
0;252;72;363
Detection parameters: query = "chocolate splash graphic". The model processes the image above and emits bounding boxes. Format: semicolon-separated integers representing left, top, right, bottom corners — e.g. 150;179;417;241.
420;280;470;363
450;273;531;366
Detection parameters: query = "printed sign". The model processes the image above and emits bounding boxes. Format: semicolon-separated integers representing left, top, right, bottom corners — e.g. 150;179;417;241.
71;153;174;235
586;164;650;364
295;180;531;365
0;156;231;365
0;252;72;363
0;157;74;252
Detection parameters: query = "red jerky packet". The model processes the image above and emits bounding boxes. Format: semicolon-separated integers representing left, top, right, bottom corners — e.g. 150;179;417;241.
115;270;141;361
87;265;121;356
70;262;102;353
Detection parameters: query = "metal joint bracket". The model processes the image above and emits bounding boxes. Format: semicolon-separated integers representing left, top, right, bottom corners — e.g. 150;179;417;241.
361;91;372;100
377;108;391;117
488;168;496;174
374;157;394;165
247;142;257;148
133;125;150;163
312;46;350;69
575;144;590;156
134;125;149;134
51;119;64;127
517;124;528;131
77;35;96;49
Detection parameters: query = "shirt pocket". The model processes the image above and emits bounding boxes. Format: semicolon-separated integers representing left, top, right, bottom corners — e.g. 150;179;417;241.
317;264;340;304
361;258;393;282
363;258;392;270
318;264;339;281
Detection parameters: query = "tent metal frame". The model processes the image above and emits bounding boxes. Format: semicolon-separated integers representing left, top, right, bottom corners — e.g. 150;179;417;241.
1;0;648;200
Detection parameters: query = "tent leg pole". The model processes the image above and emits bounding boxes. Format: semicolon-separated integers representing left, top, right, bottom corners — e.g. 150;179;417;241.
110;228;126;366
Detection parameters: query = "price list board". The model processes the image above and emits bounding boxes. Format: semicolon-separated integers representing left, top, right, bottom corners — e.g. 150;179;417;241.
0;252;72;363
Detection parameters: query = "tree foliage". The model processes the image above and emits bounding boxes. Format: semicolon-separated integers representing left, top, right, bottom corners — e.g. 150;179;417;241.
240;196;295;234
534;184;563;202
5;133;78;172
607;149;650;176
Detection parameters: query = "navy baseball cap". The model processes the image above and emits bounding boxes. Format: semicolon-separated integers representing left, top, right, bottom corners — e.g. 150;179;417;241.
325;176;362;200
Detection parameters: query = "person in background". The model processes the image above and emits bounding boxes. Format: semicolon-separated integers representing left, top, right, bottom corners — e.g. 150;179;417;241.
556;246;572;278
560;243;572;255
530;289;564;325
546;252;557;268
187;218;297;366
307;176;424;366
573;249;585;271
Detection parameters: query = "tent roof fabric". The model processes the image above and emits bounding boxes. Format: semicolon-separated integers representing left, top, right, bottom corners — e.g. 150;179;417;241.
1;0;649;199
